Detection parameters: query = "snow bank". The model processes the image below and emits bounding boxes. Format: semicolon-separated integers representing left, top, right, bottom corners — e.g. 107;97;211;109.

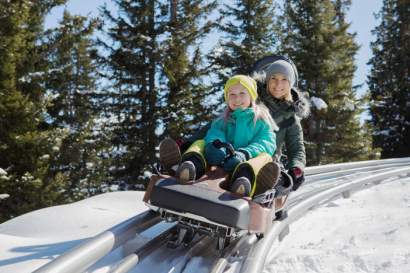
0;191;147;273
265;177;410;273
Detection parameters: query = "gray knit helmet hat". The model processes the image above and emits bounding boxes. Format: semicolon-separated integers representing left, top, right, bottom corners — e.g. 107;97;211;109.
265;60;296;88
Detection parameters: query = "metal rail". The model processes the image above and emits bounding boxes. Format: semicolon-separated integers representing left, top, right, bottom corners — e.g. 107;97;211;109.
305;161;410;181
33;210;160;273
109;225;177;273
210;234;257;273
304;157;410;175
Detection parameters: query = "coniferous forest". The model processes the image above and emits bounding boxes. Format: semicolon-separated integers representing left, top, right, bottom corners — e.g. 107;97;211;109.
0;0;409;222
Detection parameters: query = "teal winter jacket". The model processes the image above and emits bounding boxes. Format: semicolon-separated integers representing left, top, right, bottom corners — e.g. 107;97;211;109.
204;108;276;158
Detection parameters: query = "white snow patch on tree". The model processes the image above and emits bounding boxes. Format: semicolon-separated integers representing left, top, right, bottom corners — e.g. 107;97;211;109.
212;45;224;58
311;96;328;110
139;34;152;42
0;168;7;176
375;130;390;136
343;99;355;111
143;170;152;178
0;194;10;200
40;154;50;160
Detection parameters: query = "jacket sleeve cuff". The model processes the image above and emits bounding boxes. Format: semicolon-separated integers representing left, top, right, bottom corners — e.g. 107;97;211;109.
238;149;251;160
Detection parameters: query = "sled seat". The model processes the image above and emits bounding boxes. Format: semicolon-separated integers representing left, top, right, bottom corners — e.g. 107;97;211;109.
149;171;251;230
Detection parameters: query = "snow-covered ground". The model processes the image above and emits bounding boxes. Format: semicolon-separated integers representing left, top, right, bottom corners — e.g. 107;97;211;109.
1;177;409;273
265;177;410;273
0;191;148;272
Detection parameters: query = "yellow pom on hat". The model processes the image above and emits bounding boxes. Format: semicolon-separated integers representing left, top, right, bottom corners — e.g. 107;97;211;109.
224;75;258;102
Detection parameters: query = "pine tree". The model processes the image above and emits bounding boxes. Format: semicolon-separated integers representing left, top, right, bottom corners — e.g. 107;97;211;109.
43;11;111;200
99;0;218;186
0;0;68;222
368;0;410;158
98;0;167;186
160;0;217;139
281;0;373;165
208;0;278;89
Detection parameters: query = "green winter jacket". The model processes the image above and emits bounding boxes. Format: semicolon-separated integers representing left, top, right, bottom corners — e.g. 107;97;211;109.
259;88;310;170
204;108;276;158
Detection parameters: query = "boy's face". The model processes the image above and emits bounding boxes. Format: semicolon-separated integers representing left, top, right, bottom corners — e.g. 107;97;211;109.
267;73;291;99
227;83;251;111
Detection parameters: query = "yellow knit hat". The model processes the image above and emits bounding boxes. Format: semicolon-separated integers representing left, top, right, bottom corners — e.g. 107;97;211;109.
224;75;258;102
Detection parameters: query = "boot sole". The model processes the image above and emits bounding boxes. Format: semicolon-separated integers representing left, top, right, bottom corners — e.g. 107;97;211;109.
254;162;280;196
178;161;196;184
159;138;181;169
231;177;252;197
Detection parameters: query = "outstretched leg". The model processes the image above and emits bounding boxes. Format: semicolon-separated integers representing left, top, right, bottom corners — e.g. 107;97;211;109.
230;153;279;198
177;140;207;184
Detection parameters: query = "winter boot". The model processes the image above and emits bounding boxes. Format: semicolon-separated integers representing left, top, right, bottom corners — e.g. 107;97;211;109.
230;176;252;197
159;138;182;171
274;171;293;198
253;161;280;196
177;161;196;184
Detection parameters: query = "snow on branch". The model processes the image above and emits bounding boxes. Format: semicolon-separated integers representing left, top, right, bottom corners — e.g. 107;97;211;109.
311;96;328;111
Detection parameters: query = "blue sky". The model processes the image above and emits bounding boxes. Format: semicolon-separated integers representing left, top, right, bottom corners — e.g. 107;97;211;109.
45;0;383;99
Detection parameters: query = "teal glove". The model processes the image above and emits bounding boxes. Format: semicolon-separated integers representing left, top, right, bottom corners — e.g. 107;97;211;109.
223;151;247;172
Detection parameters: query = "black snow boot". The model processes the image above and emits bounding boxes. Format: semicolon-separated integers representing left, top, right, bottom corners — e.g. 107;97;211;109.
274;171;293;198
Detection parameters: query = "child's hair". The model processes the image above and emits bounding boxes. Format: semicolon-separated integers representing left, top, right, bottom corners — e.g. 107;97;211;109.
222;101;278;131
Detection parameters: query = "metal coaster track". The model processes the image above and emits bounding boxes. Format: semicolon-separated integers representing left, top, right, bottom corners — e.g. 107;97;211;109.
33;157;410;273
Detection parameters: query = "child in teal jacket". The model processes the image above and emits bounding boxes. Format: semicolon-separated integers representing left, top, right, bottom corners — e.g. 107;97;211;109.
178;75;279;197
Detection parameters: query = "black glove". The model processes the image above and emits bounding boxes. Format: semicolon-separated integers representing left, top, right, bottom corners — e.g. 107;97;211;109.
288;167;305;191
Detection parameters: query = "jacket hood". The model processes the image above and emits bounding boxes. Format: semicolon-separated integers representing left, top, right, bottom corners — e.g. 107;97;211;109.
290;88;311;119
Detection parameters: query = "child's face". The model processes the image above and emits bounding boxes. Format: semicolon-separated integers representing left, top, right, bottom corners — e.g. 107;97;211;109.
227;83;251;111
267;73;291;99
